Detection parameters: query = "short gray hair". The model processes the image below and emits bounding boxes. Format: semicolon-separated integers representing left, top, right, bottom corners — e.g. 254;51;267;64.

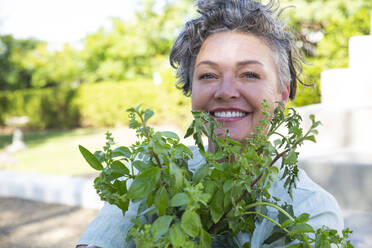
170;0;303;100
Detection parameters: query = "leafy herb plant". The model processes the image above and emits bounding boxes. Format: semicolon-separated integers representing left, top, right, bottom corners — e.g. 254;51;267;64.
79;102;353;248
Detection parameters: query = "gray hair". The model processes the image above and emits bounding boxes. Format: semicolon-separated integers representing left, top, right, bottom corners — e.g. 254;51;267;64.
170;0;303;100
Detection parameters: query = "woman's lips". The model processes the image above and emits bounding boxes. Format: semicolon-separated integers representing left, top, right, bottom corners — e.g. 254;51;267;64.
210;108;252;122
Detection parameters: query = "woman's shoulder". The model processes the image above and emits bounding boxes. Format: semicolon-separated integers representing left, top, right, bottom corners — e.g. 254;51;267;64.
186;146;205;172
270;168;344;231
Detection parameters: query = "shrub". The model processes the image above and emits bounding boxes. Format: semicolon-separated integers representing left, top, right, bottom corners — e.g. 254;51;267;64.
0;79;192;130
0;86;80;130
74;80;192;129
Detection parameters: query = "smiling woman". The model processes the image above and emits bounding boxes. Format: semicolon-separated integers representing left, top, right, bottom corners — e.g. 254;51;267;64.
76;0;344;247
191;32;289;145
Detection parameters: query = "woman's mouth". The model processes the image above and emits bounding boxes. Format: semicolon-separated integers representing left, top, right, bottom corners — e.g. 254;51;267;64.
210;110;252;121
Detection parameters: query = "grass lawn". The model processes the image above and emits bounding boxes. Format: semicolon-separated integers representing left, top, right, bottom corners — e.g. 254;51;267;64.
0;125;189;176
0;127;140;176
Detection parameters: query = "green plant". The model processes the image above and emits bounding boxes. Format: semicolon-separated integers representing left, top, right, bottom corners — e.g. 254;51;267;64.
79;103;353;247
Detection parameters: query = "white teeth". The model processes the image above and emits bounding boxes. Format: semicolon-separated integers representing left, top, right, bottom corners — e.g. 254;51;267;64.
214;111;247;118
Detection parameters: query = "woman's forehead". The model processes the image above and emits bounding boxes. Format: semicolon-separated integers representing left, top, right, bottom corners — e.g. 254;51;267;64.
195;31;277;70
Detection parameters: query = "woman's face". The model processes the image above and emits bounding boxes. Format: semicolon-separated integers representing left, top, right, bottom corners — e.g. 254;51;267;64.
191;31;289;143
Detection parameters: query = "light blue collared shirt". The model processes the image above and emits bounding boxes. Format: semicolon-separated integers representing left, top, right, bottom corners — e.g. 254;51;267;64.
77;147;344;248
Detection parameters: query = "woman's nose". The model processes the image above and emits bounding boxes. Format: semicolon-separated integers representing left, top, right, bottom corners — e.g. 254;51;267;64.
214;76;240;100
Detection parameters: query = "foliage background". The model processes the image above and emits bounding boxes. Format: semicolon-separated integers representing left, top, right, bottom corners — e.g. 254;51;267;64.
0;0;371;130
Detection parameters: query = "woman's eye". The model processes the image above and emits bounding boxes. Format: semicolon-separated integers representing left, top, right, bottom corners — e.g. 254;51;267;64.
243;72;260;79
199;73;216;80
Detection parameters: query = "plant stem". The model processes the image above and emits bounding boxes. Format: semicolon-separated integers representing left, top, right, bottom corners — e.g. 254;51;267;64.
208;128;314;232
244;201;294;221
138;110;163;169
131;161;134;177
301;234;312;248
242;211;289;233
152;152;163;168
273;131;287;141
209;111;316;234
270;127;313;167
208;173;264;233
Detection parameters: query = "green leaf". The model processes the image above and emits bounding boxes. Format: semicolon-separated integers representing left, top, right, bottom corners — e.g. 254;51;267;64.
144;109;154;123
200;229;211;248
140;167;161;182
111;160;130;175
205;180;217;195
93;151;105;163
287;244;302;248
311;129;319;135
129;119;141;129
242;242;251;248
113;180;128;195
184;126;194;139
135;105;141;112
151;215;173;240
304;135;316;143
138;205;157;217
225;137;242;147
128;167;160;200
264;229;287;245
170;162;183;189
269;166;279;181
127;177;152;200
146;188;154;207
160;131;180;141
285;149;298;164
184;240;198;248
192;163;209;184
112;146;131;158
289;223;314;236
181;210;201;238
132;160;150;172
155;186;169;216
170;192;190;207
274;139;282;147
223;179;233;193
193;131;205;152
79;145;103;171
169;223;186;248
295;213;310;224
210;189;224;223
117;196;129;214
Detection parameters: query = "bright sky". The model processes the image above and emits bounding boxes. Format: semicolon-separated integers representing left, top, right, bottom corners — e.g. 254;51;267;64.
0;0;137;49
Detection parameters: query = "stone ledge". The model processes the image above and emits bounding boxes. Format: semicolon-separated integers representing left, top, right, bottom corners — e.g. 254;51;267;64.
299;155;372;212
344;209;372;248
0;170;103;209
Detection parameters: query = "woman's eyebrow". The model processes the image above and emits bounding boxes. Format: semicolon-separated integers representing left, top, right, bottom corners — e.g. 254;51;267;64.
195;60;218;68
196;60;264;68
237;60;263;67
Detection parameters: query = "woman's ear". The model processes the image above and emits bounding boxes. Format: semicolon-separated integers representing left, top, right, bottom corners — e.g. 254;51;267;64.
281;84;290;106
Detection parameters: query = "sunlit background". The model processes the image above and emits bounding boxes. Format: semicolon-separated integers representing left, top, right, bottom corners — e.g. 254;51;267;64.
0;0;137;49
0;0;372;247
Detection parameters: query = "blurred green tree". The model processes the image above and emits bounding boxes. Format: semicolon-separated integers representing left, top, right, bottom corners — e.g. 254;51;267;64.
0;35;40;90
80;0;193;82
1;0;371;108
22;43;82;88
281;0;372;106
